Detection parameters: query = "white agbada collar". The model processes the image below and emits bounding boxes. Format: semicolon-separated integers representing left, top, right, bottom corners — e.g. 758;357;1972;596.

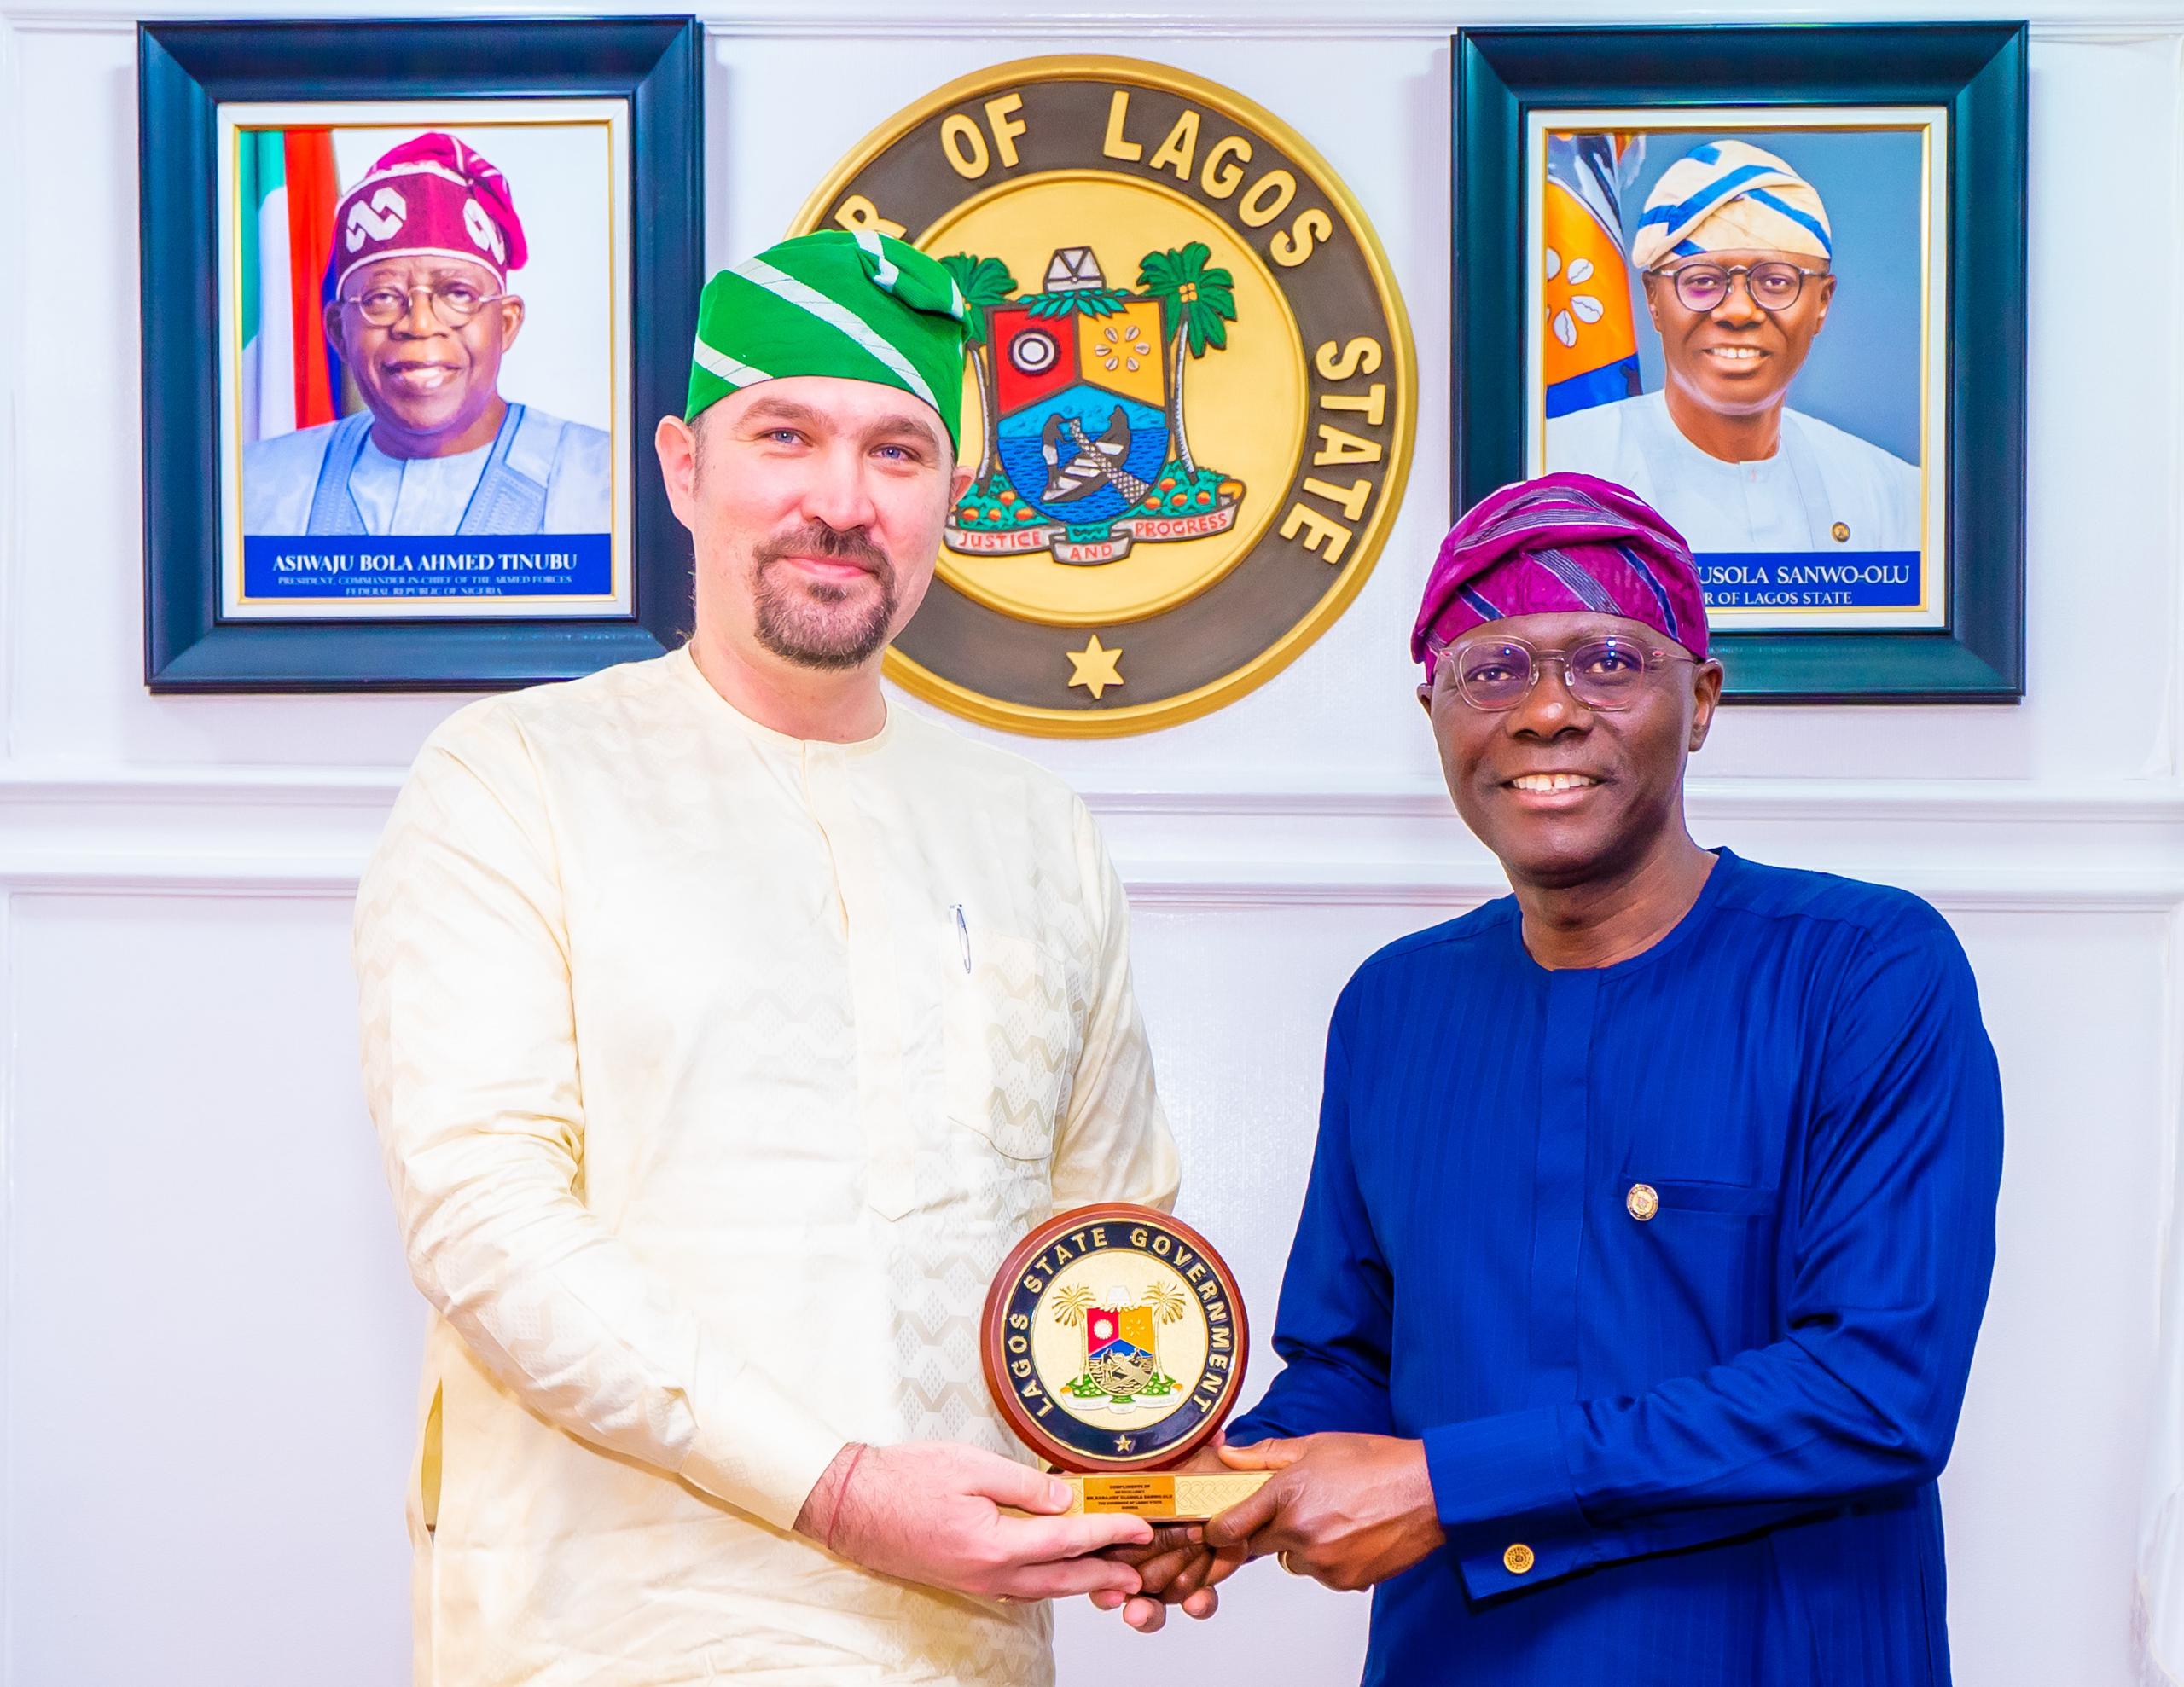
346;428;493;536
1629;390;1827;550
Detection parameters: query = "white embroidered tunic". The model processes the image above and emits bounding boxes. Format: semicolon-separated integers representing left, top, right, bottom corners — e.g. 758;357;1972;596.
354;646;1177;1686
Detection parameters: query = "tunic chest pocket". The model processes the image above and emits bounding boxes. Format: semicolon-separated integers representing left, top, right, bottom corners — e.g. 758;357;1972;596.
942;919;1072;1163
1629;1178;1780;1219
1618;1176;1781;1355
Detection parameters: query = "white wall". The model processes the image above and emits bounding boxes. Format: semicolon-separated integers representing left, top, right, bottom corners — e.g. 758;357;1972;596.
1;4;2180;1683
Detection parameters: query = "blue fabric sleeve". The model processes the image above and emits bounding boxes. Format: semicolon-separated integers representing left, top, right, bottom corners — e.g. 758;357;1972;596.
1228;1011;1397;1445
1429;913;2004;1600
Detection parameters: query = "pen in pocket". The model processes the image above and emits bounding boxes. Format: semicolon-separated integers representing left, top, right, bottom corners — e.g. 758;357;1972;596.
951;903;972;973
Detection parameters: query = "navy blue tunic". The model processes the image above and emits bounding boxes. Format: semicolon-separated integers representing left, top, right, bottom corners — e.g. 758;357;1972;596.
1229;850;2003;1685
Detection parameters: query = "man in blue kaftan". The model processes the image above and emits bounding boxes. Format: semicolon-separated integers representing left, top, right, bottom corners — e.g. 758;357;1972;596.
1111;473;2002;1687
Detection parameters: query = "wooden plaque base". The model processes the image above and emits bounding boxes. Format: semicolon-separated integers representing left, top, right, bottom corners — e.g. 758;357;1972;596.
1048;1470;1272;1522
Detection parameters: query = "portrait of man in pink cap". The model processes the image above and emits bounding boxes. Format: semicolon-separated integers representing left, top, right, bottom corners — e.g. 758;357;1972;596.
243;131;610;539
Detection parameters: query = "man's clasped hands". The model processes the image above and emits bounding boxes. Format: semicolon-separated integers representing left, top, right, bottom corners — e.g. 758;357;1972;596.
1090;1431;1448;1631
795;1429;1446;1626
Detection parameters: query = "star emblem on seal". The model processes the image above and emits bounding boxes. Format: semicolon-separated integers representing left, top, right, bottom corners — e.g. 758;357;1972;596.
1066;634;1124;699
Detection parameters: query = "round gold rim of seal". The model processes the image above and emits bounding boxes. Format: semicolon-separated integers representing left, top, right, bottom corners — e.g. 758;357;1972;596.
791;55;1419;739
979;1202;1251;1473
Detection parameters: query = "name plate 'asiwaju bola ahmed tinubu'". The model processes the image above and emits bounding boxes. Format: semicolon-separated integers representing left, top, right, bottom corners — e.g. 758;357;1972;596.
980;1203;1269;1520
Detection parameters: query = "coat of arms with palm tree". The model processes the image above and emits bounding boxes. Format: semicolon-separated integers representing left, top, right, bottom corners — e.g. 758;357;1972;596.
1050;1282;1191;1406
942;244;1245;567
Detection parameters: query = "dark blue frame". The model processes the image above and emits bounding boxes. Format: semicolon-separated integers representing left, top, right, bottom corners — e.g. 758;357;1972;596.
140;17;701;692
1455;25;2027;704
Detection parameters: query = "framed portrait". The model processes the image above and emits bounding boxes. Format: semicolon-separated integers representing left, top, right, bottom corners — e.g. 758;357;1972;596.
140;18;700;691
1455;26;2026;703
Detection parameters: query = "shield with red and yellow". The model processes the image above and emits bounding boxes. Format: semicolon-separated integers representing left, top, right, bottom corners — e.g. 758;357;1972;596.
987;298;1172;528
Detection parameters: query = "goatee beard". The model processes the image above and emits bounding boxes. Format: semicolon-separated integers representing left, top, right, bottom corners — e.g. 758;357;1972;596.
749;524;898;670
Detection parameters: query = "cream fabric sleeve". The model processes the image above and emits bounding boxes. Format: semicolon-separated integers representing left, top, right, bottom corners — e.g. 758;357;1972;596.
1048;797;1180;1215
354;704;845;1532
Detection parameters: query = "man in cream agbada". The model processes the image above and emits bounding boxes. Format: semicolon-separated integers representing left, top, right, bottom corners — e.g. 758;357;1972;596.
354;231;1176;1685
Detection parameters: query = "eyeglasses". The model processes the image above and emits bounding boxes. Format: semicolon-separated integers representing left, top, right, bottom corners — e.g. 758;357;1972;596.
1421;634;1698;712
1647;261;1829;315
338;281;508;328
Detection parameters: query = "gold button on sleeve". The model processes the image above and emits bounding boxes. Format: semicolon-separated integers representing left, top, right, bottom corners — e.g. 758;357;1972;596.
1626;1182;1659;1222
1503;1543;1535;1574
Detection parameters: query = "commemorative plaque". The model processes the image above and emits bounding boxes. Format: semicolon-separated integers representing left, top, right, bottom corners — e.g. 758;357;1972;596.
980;1203;1269;1520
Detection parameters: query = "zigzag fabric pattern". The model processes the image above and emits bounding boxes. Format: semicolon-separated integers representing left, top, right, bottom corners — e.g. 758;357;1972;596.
354;645;1176;1685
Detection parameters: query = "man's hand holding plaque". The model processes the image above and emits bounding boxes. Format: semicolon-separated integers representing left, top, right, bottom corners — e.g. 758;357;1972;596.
793;1440;1157;1603
1206;1433;1447;1590
1091;1432;1449;1631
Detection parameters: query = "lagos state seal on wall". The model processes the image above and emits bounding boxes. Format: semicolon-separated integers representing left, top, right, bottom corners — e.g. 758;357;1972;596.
794;57;1416;735
981;1204;1250;1475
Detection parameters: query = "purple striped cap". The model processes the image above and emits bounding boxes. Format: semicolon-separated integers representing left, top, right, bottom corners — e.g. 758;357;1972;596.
1412;472;1709;675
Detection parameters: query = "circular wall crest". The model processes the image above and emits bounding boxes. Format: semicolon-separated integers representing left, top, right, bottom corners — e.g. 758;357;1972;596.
980;1203;1250;1472
794;56;1417;736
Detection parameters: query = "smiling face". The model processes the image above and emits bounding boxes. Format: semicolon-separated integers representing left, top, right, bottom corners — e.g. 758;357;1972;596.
326;254;520;458
657;375;970;677
1425;610;1722;890
1643;248;1834;420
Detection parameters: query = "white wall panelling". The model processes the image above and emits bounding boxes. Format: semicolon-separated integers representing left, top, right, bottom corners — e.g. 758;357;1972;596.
2;5;2181;1684
3;894;419;1683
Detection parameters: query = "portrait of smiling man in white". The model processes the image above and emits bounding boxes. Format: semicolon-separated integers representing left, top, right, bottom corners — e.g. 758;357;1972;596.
1547;137;1920;556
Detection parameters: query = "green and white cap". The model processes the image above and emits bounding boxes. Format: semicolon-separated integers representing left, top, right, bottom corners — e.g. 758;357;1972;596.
687;230;972;449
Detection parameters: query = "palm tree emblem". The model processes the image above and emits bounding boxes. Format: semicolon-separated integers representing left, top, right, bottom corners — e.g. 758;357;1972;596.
1048;1282;1189;1406
1135;243;1238;480
938;252;1019;487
